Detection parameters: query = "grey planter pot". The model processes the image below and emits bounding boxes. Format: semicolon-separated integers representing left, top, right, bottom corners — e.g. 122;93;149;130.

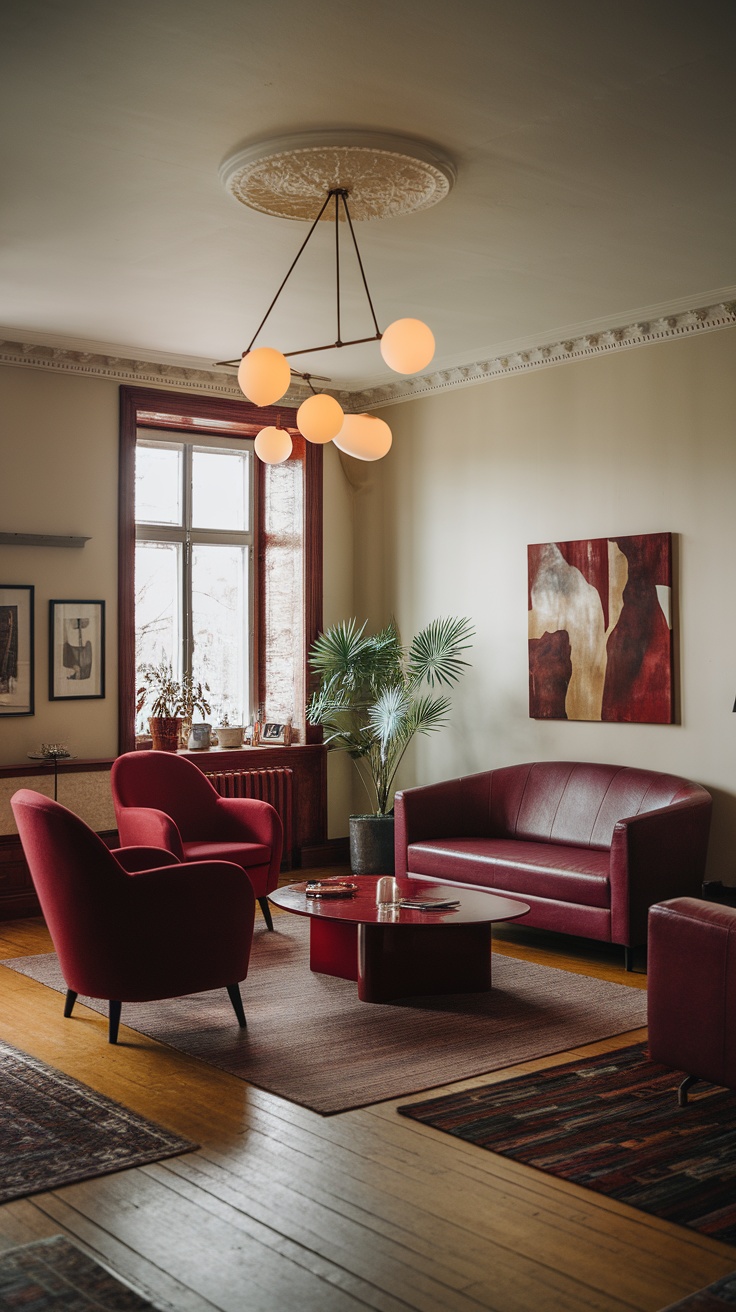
349;814;395;876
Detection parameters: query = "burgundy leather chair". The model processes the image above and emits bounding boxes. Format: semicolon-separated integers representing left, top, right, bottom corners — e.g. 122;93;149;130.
111;751;283;929
11;789;255;1044
648;897;736;1104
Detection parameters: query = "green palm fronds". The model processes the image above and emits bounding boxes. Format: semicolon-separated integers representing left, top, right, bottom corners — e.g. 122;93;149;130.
307;615;473;815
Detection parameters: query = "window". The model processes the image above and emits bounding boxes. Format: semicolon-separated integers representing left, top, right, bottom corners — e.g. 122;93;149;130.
134;435;253;729
119;386;323;754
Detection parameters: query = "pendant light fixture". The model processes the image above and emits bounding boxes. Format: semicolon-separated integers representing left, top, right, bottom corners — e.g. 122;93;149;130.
218;132;455;464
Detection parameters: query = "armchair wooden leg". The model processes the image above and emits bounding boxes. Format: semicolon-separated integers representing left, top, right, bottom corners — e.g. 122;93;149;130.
64;989;78;1018
227;983;247;1028
258;896;274;931
108;1001;122;1045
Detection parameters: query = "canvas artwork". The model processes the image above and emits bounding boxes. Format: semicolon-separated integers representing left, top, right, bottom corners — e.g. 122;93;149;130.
528;533;674;723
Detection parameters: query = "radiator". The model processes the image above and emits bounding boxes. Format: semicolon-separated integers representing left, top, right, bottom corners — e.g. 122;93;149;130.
204;767;293;867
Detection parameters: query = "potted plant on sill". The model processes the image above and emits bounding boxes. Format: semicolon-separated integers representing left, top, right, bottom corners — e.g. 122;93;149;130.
307;616;474;874
136;660;211;752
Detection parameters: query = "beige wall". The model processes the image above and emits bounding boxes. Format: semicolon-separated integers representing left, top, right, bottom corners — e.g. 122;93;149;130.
0;367;120;772
351;327;736;882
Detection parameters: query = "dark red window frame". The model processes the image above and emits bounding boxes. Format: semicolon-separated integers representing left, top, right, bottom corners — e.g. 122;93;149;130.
118;385;323;754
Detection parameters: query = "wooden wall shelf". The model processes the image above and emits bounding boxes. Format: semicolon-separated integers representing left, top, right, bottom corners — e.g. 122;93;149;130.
0;533;90;548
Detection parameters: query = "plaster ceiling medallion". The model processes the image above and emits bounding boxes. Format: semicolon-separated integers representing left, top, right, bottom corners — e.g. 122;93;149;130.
219;131;456;221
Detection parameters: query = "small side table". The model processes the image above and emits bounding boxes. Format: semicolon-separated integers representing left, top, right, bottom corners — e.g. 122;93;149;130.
27;752;75;801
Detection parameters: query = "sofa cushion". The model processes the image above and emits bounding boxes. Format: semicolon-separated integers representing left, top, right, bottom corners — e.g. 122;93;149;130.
407;838;610;909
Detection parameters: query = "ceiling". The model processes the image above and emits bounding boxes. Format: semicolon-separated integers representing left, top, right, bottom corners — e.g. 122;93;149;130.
2;0;735;394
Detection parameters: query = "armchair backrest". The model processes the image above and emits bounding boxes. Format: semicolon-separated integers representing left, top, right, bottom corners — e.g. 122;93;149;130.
10;789;128;980
111;751;221;839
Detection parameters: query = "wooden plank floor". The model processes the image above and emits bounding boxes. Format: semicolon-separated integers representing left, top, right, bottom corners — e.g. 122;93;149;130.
0;879;733;1311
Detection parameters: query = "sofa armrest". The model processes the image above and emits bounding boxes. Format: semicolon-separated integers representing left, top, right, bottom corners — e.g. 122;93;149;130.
394;777;480;877
609;793;712;947
115;806;185;860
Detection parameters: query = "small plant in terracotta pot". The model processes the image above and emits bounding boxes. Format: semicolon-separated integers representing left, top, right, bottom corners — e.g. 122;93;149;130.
136;660;211;752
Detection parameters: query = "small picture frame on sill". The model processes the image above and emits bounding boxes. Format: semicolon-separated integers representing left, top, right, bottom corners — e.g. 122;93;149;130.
260;721;291;745
0;584;34;716
49;599;105;700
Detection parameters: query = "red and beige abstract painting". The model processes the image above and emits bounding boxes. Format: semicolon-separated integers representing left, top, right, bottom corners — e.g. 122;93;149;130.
528;533;674;723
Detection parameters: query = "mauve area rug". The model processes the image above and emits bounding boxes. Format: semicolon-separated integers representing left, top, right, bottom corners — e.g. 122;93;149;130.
399;1042;736;1246
0;1038;195;1204
0;1235;158;1310
4;920;647;1115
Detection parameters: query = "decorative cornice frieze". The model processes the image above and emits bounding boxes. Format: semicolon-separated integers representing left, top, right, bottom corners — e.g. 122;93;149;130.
2;299;735;411
345;300;736;411
0;337;312;407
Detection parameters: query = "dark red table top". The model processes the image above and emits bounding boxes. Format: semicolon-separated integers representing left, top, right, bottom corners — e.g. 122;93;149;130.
269;875;529;927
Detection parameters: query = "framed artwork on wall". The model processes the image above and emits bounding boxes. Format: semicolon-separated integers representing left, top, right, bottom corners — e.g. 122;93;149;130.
49;599;106;701
528;532;674;724
0;584;34;716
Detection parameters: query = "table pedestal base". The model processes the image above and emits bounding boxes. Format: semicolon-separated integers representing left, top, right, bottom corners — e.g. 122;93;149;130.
309;917;492;1003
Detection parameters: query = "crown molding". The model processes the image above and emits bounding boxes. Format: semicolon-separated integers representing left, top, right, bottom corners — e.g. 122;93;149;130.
346;300;736;411
0;334;311;407
2;297;735;412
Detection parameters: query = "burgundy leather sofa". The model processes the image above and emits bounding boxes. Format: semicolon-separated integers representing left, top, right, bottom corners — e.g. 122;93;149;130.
394;761;712;966
648;897;736;1103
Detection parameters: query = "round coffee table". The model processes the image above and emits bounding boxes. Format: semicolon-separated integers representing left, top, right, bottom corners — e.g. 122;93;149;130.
269;875;529;1003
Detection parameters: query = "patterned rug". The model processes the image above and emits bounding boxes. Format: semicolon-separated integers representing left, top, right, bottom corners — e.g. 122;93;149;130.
0;1235;157;1309
398;1041;736;1246
3;920;647;1114
659;1271;736;1310
0;1038;196;1203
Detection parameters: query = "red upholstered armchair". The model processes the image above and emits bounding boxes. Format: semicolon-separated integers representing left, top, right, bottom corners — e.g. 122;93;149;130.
111;751;283;929
11;789;255;1044
648;897;736;1105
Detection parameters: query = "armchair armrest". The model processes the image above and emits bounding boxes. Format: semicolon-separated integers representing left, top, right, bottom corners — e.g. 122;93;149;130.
111;846;182;873
215;796;283;848
115;806;184;859
609;792;712;946
109;859;256;1000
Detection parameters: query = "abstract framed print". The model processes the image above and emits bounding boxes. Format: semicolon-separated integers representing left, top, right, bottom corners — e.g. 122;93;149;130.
49;600;105;700
528;533;674;723
0;585;34;716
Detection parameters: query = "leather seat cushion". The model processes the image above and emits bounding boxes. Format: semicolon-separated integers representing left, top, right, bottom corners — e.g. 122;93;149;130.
407;838;610;909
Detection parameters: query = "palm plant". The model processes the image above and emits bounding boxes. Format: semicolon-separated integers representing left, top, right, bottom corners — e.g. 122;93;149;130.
307;617;474;815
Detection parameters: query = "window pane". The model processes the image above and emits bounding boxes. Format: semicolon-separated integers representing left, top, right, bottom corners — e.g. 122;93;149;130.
192;448;250;531
191;544;249;724
135;443;182;525
135;541;182;728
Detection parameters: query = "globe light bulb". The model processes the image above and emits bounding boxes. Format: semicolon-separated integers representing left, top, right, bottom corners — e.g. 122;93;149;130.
296;393;344;444
333;413;392;462
379;318;435;374
254;425;293;464
237;347;291;406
